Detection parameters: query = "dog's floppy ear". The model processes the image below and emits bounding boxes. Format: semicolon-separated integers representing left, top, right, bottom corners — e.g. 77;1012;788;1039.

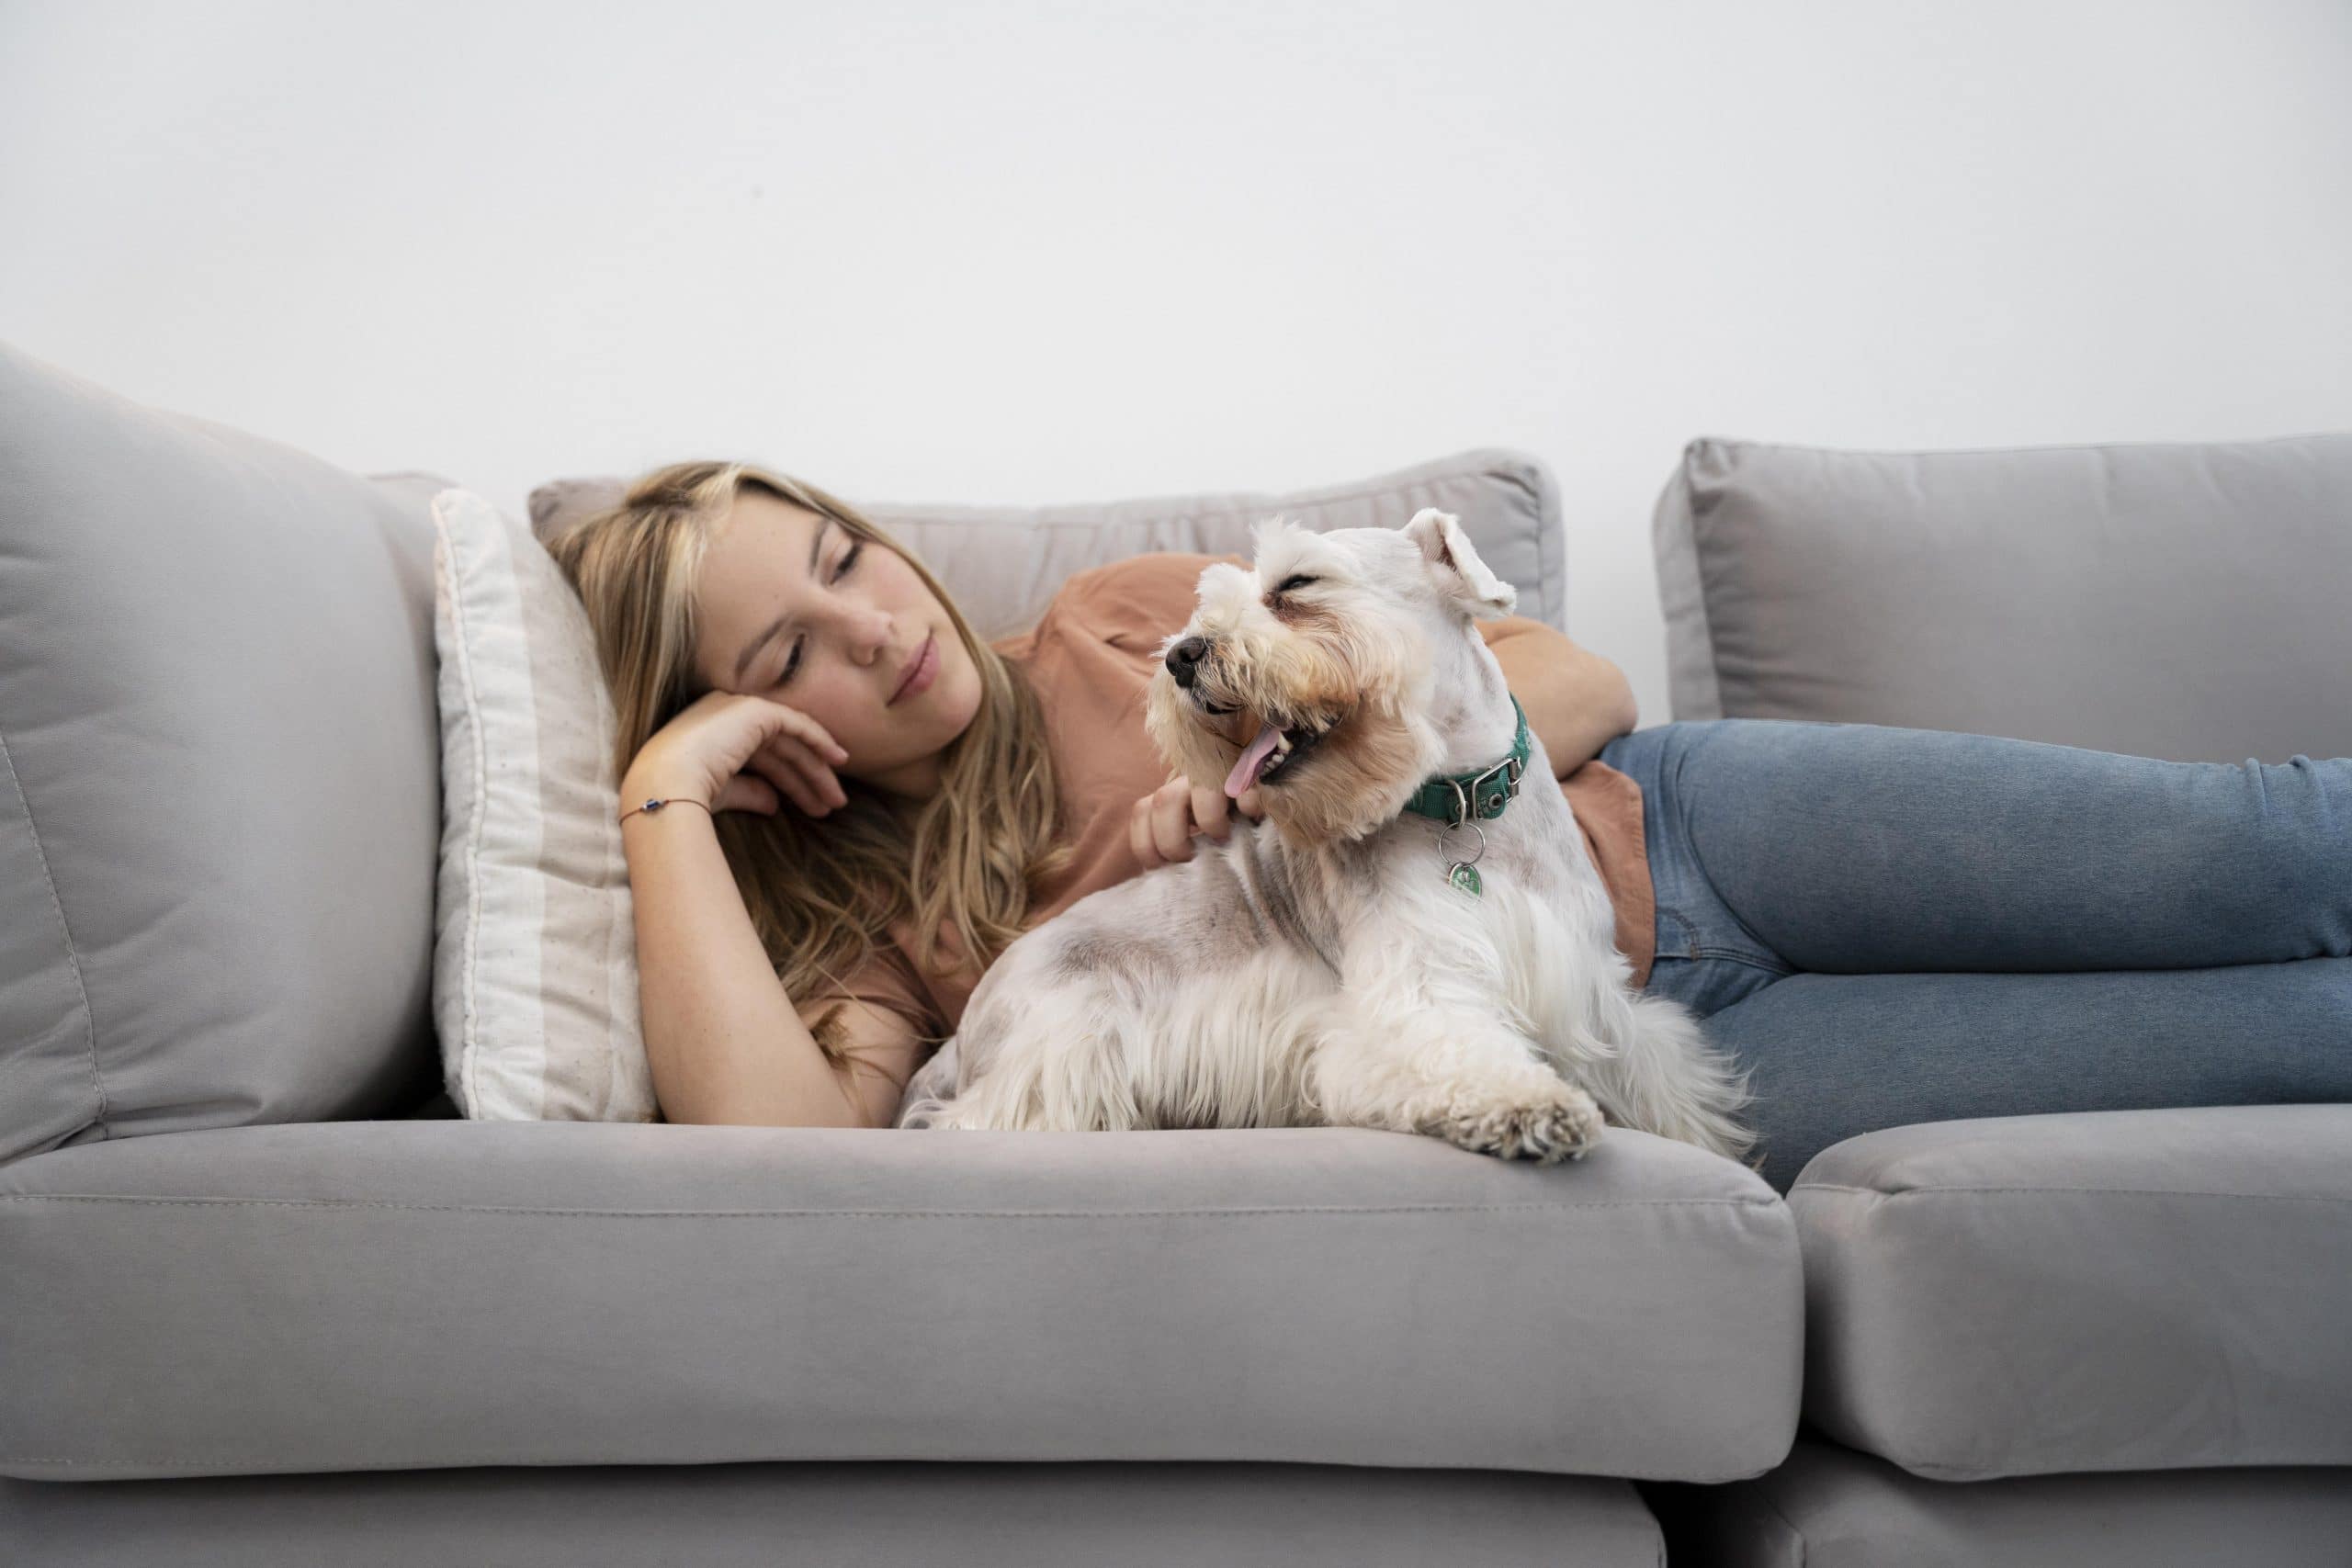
1403;508;1516;621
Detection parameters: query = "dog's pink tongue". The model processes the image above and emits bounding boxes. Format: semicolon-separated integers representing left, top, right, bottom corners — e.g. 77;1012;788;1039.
1226;723;1283;799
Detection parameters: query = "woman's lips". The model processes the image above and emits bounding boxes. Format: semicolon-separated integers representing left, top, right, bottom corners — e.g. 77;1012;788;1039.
890;633;938;704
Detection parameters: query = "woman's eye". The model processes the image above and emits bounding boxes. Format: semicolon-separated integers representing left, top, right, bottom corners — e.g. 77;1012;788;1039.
776;542;865;684
1275;573;1317;594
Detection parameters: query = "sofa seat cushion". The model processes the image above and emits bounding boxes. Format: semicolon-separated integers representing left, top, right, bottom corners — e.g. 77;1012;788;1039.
1649;1438;2352;1568
1791;1105;2352;1480
0;1119;1799;1483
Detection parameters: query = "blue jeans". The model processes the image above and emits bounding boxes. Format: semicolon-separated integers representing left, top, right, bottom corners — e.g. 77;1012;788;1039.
1597;719;2352;1190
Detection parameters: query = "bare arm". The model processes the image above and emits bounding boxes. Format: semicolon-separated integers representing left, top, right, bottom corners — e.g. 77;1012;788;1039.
1478;617;1639;780
620;769;873;1128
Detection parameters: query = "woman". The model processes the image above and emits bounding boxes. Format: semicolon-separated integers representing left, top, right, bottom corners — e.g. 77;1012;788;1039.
548;460;2352;1188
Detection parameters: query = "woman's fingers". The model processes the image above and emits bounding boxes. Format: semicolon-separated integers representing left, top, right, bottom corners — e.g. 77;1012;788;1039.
760;739;845;817
771;705;848;766
1150;780;1193;863
1129;793;1160;867
756;754;824;818
1190;783;1232;841
789;752;844;816
1130;776;1259;869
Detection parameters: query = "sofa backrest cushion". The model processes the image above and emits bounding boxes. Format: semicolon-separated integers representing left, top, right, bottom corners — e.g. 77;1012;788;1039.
0;341;447;1168
1653;434;2352;763
529;446;1568;643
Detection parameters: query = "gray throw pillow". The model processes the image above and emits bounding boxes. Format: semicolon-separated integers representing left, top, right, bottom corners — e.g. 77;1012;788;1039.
0;340;447;1168
1653;434;2352;763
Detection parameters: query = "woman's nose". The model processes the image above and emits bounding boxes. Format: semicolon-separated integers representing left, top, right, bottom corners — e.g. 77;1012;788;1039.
854;610;895;664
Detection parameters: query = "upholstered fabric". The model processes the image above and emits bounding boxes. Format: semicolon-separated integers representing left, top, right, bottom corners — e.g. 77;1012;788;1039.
1652;434;2352;763
0;1461;1664;1568
1790;1105;2352;1479
1648;1438;2352;1568
0;1118;1801;1484
431;488;651;1122
529;446;1569;641
0;339;447;1169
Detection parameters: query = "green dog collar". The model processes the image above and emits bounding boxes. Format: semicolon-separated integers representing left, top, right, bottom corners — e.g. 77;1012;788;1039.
1397;694;1531;828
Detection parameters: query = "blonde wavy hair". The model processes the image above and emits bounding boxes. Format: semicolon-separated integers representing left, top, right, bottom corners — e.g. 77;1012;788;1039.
542;460;1077;1066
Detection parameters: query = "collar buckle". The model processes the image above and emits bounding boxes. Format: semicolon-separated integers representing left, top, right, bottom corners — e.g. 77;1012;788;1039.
1474;753;1525;818
1408;695;1531;829
1444;753;1524;826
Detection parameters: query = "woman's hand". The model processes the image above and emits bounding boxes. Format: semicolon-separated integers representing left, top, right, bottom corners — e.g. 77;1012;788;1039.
623;691;853;819
1130;773;1265;869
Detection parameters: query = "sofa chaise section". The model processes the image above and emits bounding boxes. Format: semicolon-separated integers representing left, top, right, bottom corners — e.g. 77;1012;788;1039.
1791;1103;2352;1481
1650;1106;2352;1563
1655;1436;2352;1568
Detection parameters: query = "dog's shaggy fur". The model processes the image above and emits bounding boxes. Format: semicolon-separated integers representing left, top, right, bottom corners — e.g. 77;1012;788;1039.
896;510;1752;1165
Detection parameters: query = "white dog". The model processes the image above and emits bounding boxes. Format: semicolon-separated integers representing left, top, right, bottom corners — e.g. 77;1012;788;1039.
895;509;1752;1165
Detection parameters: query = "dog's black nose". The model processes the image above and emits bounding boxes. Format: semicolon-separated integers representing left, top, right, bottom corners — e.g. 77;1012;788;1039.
1165;636;1208;687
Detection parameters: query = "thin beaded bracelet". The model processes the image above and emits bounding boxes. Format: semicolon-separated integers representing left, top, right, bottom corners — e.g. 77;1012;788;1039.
619;795;714;826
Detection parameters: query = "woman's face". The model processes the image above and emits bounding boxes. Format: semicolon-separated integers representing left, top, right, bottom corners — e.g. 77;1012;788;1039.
692;489;982;799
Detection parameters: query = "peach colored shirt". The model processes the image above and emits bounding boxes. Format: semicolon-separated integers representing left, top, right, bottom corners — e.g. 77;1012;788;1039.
812;552;1655;1046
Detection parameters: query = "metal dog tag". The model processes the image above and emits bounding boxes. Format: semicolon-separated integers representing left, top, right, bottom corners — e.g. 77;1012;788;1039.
1440;818;1487;897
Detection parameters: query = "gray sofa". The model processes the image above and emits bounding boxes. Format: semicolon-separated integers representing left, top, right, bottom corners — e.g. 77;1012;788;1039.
0;338;2343;1564
1638;436;2352;1563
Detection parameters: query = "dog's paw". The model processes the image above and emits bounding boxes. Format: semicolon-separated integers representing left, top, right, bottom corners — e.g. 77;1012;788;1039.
899;1096;979;1131
1429;1083;1604;1166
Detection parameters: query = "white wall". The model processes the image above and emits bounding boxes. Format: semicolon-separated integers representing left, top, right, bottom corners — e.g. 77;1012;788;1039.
6;0;2348;724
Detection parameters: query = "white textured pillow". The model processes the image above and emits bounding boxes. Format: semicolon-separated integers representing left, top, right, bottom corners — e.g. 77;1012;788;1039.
431;487;656;1122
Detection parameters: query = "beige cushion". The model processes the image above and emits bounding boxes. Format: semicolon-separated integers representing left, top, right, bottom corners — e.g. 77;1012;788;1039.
431;488;652;1122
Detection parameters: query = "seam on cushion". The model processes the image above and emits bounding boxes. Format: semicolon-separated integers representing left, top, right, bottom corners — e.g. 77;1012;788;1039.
1681;445;1725;713
873;452;1521;529
1654;442;1723;722
1873;1446;2321;1483
1230;449;1523;513
1747;1469;1810;1568
0;712;107;1139
430;495;491;1120
1794;1180;2351;1205
0;1450;1756;1477
1468;454;1557;628
1545;460;1562;632
1713;433;2346;462
0;1194;1785;1217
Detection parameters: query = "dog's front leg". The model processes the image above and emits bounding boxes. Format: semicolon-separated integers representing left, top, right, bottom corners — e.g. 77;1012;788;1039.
1306;908;1603;1165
